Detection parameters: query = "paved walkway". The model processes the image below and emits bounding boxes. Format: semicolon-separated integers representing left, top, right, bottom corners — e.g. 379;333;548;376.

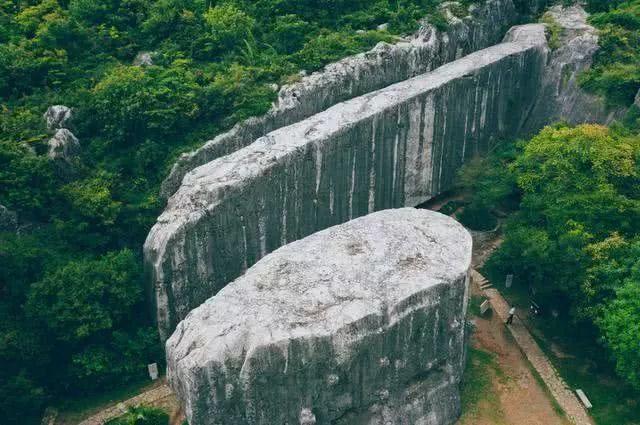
77;382;173;425
473;271;594;425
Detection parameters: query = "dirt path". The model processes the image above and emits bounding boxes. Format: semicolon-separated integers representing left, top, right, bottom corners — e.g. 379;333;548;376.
483;281;594;425
458;280;571;425
68;380;182;425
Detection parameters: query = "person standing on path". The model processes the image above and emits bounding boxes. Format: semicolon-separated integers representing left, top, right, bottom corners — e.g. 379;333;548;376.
506;306;516;325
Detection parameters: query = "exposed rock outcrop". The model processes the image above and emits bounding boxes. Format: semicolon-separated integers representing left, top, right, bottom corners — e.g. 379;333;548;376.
166;208;472;425
0;205;17;233
145;24;548;339
43;105;73;131
160;0;547;198
47;128;80;162
133;52;155;66
524;4;625;131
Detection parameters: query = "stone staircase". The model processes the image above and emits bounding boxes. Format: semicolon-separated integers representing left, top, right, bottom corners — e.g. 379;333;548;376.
470;269;493;290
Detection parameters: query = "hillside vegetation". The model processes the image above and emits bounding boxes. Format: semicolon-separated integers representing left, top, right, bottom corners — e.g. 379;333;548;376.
2;0;639;423
461;122;640;402
0;1;467;423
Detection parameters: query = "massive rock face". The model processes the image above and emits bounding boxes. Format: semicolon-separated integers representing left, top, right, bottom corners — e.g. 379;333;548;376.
145;24;548;339
160;0;547;199
524;5;625;130
166;208;472;425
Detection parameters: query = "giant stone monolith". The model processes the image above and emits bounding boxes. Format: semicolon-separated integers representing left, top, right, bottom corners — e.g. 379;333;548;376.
166;208;472;425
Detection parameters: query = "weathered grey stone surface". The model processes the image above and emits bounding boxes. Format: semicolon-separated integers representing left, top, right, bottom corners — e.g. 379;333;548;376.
43;105;73;131
524;5;625;131
0;204;17;233
145;24;548;339
160;0;546;198
133;52;155;67
166;208;472;425
47;128;80;162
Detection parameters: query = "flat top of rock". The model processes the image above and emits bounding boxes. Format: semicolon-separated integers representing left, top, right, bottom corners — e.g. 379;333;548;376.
547;5;591;32
156;24;545;225
167;208;472;367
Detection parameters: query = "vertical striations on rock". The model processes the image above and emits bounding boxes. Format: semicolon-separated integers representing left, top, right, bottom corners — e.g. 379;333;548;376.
145;24;548;339
166;208;473;425
160;0;549;199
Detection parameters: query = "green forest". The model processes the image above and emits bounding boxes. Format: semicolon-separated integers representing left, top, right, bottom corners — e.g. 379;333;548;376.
1;0;639;423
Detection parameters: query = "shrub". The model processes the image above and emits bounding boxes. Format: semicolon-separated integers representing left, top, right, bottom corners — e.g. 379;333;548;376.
106;406;169;425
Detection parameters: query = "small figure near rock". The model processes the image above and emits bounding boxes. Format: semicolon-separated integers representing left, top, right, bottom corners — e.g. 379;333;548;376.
47;128;80;162
506;306;516;325
43;105;73;131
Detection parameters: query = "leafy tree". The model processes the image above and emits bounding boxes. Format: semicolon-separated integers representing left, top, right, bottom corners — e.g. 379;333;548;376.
0;140;57;220
600;280;640;389
479;124;640;387
26;249;141;342
202;4;254;57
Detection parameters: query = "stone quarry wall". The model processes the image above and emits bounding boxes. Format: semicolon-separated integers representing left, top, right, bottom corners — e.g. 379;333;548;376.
145;24;549;339
166;208;473;425
160;0;548;198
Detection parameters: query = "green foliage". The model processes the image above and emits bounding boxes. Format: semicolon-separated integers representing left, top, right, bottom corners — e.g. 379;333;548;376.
203;4;254;56
0;140;56;220
599;279;640;389
106;406;169;425
479;124;640;389
580;1;640;106
458;203;497;231
26;249;140;342
540;12;561;50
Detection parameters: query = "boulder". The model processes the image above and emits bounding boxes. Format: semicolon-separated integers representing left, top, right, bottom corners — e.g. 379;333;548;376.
133;52;155;66
0;205;17;232
47;128;80;162
166;208;472;425
43;105;73;131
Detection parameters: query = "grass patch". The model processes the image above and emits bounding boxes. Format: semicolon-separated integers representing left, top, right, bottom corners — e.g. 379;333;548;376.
459;347;506;423
106;406;169;425
540;12;562;50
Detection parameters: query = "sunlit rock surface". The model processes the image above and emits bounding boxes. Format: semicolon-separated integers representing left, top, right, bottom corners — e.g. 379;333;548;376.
524;4;625;130
47;128;80;162
43;105;73;131
160;0;546;198
166;208;472;425
145;24;548;339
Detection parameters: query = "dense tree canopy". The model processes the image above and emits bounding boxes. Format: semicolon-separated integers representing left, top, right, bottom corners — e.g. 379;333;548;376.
475;124;640;389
